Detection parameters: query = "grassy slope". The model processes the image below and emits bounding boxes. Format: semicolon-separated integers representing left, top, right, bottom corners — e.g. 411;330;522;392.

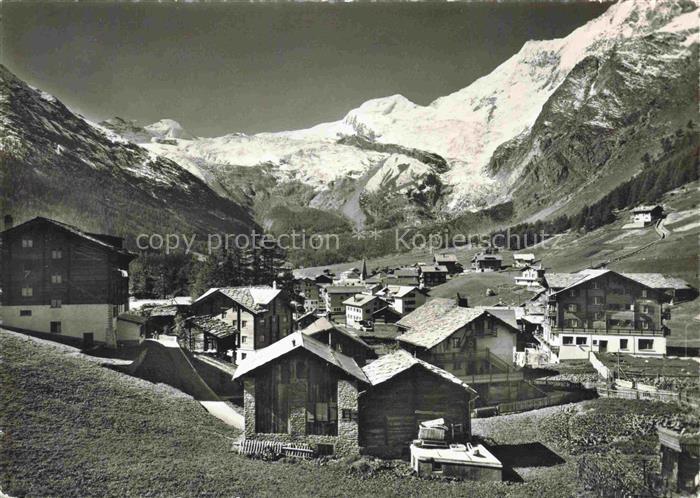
0;330;552;498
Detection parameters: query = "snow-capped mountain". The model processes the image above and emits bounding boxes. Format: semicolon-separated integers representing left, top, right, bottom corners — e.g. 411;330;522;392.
0;65;256;238
130;0;697;224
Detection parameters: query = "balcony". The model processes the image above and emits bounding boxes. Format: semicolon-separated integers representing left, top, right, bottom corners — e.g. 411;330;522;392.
551;327;665;337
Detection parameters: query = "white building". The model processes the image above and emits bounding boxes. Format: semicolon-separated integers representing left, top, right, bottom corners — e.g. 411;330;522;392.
344;294;385;330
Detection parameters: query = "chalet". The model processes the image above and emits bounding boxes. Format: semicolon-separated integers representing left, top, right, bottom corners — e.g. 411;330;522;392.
322;285;369;318
433;254;462;275
234;333;475;458
630;204;664;226
514;264;545;290
420;264;449;288
396;298;526;405
186;314;237;359
293;269;334;311
234;332;368;456
359;350;476;458
512;253;536;268
191;286;293;364
387;267;421;287
0;216;134;346
471;252;502;272
300;317;375;365
376;285;427;315
344;294;386;330
541;269;672;360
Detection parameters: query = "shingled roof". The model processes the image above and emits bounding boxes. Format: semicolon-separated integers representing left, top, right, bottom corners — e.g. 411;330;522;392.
194;286;281;314
188;315;237;339
301;317;372;349
396;298;458;329
544;273;587;289
362;350;476;394
397;306;486;349
232;332;368;382
620;273;692;290
2;217;134;257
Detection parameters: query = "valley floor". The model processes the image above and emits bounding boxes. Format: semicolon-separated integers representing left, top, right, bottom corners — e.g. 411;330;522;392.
1;329;693;497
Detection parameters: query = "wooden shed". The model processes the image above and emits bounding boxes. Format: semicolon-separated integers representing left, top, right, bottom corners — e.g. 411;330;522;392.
359;350;477;458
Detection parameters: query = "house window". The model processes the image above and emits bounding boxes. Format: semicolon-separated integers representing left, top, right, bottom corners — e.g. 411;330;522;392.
593;311;604;321
51;274;62;284
562;336;574;345
341;409;357;422
620;339;629;350
567;319;579;328
50;299;62;308
241;336;247;344
568;289;578;297
19;310;31;317
591;281;600;290
641;305;650;314
241;353;247;360
593;296;604;305
451;337;461;349
50;321;61;334
241;320;247;328
575;337;587;345
51;249;62;259
638;339;654;351
641;289;648;298
640;321;649;330
21;287;33;297
21;238;33;248
259;335;265;343
567;303;578;312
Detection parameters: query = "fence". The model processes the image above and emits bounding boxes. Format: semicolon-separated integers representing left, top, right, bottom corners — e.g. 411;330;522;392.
495;390;596;416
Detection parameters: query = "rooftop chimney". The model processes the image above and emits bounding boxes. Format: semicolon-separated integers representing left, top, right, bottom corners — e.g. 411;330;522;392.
3;215;13;231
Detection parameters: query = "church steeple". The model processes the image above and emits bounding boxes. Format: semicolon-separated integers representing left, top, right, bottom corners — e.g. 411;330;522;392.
360;258;368;281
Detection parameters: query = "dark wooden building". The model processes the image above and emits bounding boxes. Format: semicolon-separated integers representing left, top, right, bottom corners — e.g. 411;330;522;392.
301;317;376;366
359;350;476;458
0;216;134;346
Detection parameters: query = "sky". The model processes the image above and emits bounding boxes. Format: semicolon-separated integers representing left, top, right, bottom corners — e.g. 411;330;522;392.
1;2;612;137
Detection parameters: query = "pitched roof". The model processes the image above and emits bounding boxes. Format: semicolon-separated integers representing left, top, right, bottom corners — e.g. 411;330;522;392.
188;315;237;339
477;307;521;331
2;217;133;257
544;272;587;289
421;264;449;273
324;285;368;294
396;298;458;329
620;273;692;290
434;254;458;262
232;332;368;382
394;267;420;277
384;285;420;298
397;306;486;349
343;294;381;307
194;286;281;313
301;317;372;349
513;253;535;260
472;253;502;262
292;268;334;279
117;313;148;324
362;350;476;394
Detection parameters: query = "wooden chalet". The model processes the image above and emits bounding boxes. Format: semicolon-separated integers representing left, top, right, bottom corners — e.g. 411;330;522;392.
433;253;462;275
359;350;477;458
234;333;476;458
191;286;293;364
396;298;529;406
0;216;135;346
186;315;237;359
300;317;376;366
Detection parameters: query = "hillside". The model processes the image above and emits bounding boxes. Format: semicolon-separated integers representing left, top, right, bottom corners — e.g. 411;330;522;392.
2;329;691;497
0;65;256;240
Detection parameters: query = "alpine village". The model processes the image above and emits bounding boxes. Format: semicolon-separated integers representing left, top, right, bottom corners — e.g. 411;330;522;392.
1;1;699;497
